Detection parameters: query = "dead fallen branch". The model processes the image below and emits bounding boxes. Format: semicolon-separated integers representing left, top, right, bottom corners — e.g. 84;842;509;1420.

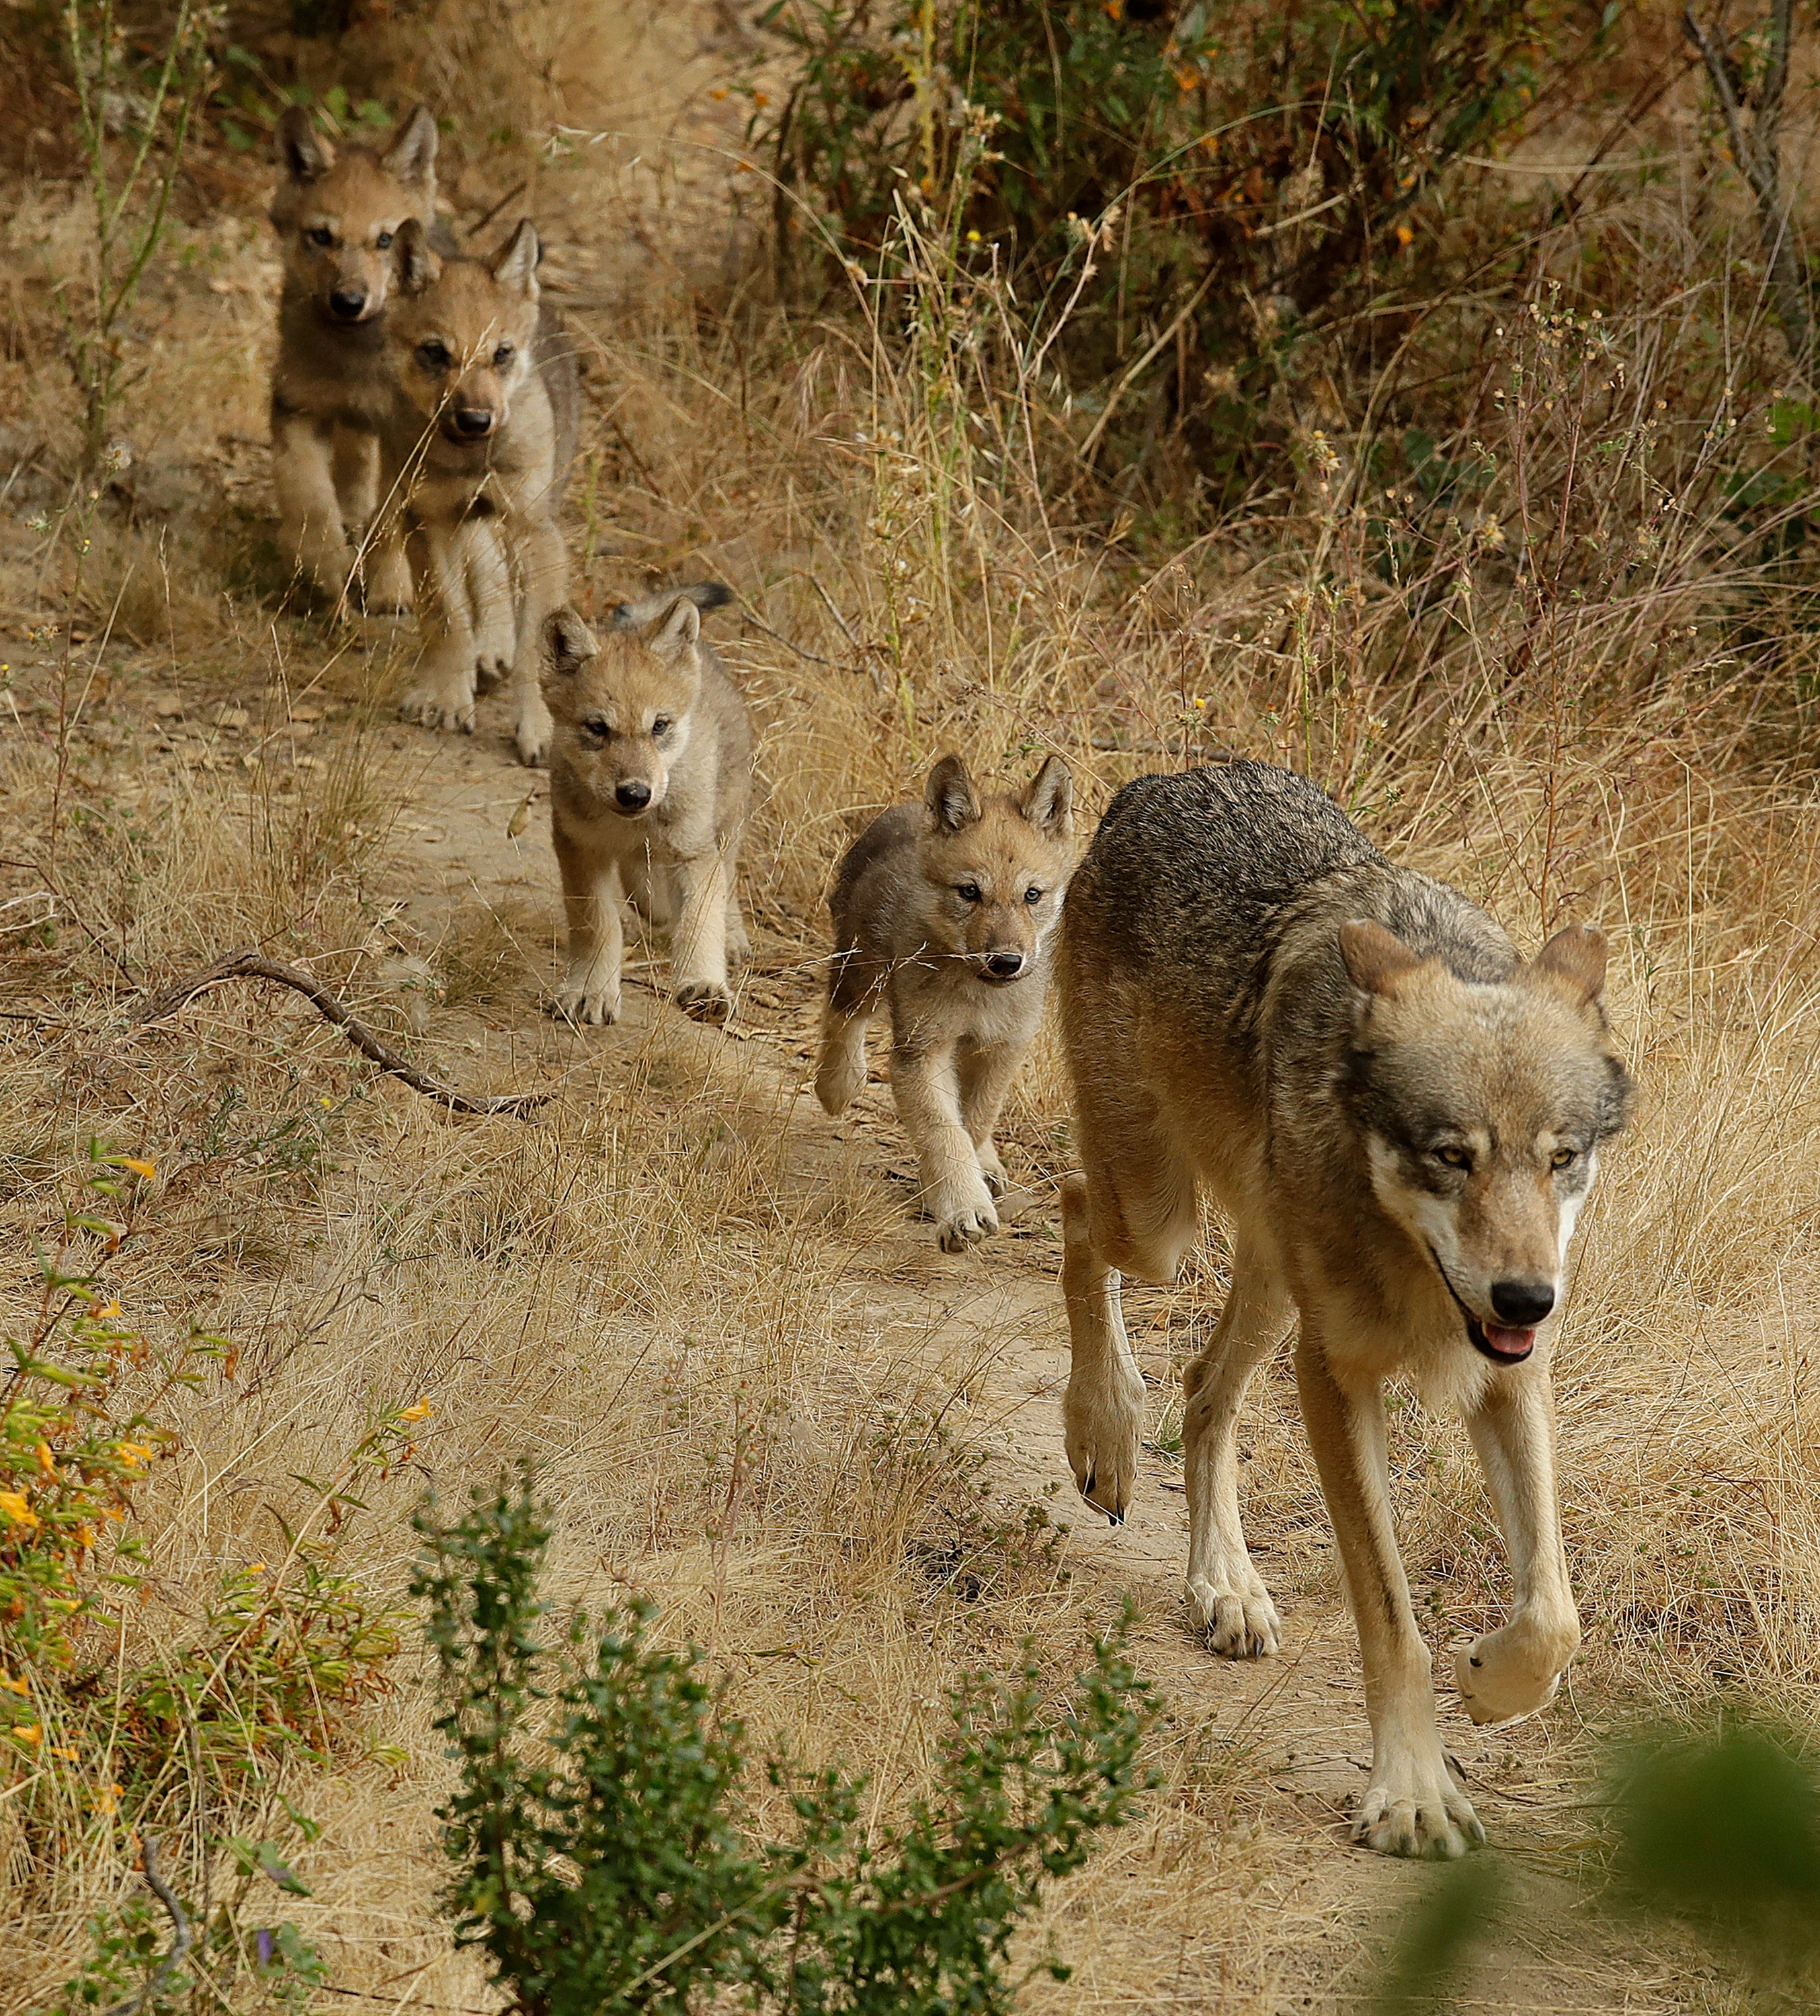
126;948;549;1120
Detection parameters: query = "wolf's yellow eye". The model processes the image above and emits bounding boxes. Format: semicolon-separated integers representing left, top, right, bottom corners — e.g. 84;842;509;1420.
1550;1146;1578;1169
1432;1144;1471;1169
957;882;983;903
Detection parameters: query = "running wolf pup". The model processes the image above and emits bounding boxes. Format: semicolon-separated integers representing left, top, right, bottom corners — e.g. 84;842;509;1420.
381;216;578;765
817;753;1073;1253
542;585;751;1027
1057;758;1632;1859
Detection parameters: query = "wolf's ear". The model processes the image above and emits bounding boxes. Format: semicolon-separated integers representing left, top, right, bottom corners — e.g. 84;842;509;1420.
1531;923;1608;1005
1020;754;1073;839
393;216;440;294
276;106;334;183
544;606;597;677
925;754;981;833
491;220;540;301
383;105;440;190
645;592;702;663
1339;919;1425;997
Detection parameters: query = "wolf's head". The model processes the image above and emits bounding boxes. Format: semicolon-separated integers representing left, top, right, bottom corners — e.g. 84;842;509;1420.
1339;920;1633;1368
541;593;713;816
270;105;438;327
386;220;542;446
910;754;1075;985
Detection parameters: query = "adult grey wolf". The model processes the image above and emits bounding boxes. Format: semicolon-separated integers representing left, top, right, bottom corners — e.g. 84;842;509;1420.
1057;758;1632;1857
541;585;751;1026
817;753;1073;1252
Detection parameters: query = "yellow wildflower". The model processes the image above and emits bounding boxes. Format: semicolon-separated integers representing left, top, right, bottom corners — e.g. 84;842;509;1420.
1395;223;1414;247
0;1673;29;1697
50;1745;79;1761
12;1725;41;1747
0;1492;39;1530
115;1443;154;1468
398;1398;433;1423
118;1159;156;1180
94;1302;124;1323
34;1444;56;1480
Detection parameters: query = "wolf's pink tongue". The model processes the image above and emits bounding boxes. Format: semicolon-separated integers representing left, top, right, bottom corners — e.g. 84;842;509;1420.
1483;1325;1536;1359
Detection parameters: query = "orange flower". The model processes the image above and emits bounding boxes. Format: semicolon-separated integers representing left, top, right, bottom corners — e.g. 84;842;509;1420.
11;1724;41;1747
34;1443;56;1480
397;1398;432;1424
0;1492;39;1530
118;1159;156;1181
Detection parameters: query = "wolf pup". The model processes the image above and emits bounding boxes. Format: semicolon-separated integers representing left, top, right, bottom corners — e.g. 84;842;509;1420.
268;103;456;618
542;585;751;1027
817;753;1073;1253
1056;758;1632;1859
380;216;579;765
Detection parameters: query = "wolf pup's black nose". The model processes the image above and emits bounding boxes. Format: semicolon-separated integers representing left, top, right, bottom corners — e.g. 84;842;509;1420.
614;780;652;812
1490;1279;1555;1326
329;290;367;321
985;952;1025;980
453;408;494;437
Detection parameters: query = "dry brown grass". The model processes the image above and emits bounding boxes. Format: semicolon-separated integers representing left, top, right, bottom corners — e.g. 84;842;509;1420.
3;7;1820;2012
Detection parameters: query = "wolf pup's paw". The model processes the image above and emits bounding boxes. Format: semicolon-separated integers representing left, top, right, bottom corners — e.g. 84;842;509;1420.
400;670;477;734
1353;1749;1485;1860
1453;1622;1575;1726
512;694;554;769
975;1143;1009;1198
1062;1359;1145;1522
1186;1574;1282;1659
550;978;620;1027
936;1199;999;1253
675;979;733;1027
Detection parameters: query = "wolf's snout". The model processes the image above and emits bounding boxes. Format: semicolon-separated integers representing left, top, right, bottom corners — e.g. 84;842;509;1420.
329;289;368;321
452;407;495;437
614;780;652;813
1489;1279;1555;1326
983;951;1026;981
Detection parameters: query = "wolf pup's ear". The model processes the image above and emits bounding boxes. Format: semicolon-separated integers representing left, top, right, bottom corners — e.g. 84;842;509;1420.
925;754;981;833
544;606;598;677
1339;918;1425;997
276;106;334;183
393;216;440;294
383;105;439;189
1020;754;1073;839
491;220;540;301
645;592;702;663
1531;923;1608;1005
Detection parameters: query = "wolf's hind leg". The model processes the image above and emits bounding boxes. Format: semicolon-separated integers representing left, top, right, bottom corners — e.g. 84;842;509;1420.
1455;1376;1580;1724
1060;1173;1149;1521
1183;1238;1293;1656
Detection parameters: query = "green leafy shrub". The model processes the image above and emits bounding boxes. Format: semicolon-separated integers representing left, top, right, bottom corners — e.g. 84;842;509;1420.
413;1466;1155;2015
757;0;1607;493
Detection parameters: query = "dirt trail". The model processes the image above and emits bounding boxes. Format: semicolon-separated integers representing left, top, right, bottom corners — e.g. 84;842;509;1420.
357;679;1682;2013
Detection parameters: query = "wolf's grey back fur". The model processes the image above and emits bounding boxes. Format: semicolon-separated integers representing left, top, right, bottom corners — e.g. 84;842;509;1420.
1067;761;1517;1095
609;582;734;629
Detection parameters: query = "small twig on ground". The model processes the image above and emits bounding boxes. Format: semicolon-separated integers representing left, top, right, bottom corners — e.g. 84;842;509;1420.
464;179;530;243
101;1835;192;2016
126;948;550;1120
740;610;866;674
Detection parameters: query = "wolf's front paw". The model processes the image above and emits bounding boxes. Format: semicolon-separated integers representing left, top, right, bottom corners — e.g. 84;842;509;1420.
400;664;477;734
473;614;515;691
550;976;620;1026
975;1142;1009;1198
1454;1618;1576;1726
359;546;414;616
513;693;554;769
675;979;733;1026
1062;1356;1145;1521
1353;1749;1484;1859
1187;1572;1281;1658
